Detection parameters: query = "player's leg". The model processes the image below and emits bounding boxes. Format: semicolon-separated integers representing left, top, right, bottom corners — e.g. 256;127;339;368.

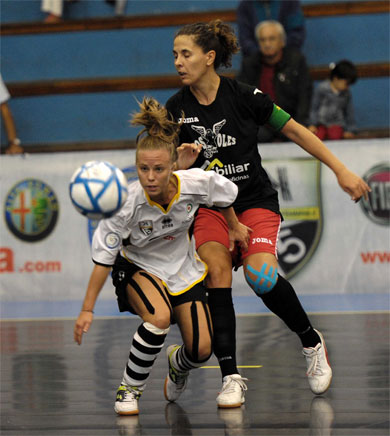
195;208;247;408
163;284;212;402
241;208;332;395
112;258;172;414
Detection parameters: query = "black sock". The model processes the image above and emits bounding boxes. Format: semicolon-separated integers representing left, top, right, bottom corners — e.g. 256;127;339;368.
297;326;321;348
260;275;320;347
207;288;238;378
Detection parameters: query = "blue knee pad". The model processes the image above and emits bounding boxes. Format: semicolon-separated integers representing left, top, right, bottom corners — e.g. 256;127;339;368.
245;263;278;296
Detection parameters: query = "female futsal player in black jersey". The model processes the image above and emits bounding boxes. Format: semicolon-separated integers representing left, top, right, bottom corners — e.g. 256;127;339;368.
166;19;371;408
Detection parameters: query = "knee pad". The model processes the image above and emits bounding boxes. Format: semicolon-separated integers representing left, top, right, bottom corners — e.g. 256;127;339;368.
245;263;278;296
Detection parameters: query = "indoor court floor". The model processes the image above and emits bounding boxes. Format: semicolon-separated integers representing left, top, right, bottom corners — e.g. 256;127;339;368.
1;310;389;436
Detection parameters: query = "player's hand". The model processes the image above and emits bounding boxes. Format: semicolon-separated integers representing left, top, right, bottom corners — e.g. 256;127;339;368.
228;223;253;253
176;143;202;170
74;311;94;345
336;167;371;202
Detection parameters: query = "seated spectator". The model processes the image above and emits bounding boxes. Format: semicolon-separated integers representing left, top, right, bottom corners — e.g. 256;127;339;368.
237;20;312;143
308;60;358;140
41;0;127;22
41;0;66;23
0;75;23;155
237;0;305;58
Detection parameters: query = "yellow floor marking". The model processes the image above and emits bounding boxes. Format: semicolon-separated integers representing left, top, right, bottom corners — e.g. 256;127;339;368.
201;365;262;369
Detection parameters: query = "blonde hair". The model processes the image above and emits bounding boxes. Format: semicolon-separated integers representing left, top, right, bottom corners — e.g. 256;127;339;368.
175;19;239;69
131;97;181;163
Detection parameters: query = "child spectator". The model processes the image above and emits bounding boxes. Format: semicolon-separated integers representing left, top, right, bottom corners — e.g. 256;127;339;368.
308;60;358;140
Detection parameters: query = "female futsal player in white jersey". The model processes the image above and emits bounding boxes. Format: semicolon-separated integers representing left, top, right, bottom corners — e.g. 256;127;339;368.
166;19;371;408
73;97;251;415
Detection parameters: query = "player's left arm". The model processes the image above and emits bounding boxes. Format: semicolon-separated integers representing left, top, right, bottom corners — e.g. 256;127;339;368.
175;143;203;170
281;118;371;202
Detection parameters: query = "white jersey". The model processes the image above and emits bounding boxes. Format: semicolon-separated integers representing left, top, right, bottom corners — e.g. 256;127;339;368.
92;168;238;295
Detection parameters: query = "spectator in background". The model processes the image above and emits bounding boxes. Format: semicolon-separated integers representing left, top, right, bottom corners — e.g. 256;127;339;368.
308;60;358;140
41;0;66;23
237;20;312;143
237;0;305;58
42;0;127;23
0;75;23;155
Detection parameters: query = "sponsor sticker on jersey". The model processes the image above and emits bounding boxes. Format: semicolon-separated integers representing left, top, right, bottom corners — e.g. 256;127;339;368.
359;162;389;226
201;158;250;183
265;158;322;279
4;179;59;242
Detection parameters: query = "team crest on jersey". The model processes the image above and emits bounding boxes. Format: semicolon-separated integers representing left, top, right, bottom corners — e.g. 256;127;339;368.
139;220;153;235
191;119;236;159
265;158;323;279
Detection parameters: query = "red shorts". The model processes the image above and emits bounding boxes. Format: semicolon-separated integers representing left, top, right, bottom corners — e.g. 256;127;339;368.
194;208;281;267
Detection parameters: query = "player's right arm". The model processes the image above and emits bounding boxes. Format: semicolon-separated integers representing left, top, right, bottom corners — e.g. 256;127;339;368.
74;264;111;345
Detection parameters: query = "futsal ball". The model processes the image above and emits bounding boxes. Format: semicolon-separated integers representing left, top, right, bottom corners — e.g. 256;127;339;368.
69;161;128;219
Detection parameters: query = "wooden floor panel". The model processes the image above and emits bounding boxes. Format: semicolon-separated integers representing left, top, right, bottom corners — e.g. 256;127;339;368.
1;312;389;435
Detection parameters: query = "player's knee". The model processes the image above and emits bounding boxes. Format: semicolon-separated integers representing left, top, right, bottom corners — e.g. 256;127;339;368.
245;262;278;296
145;311;171;330
206;263;232;288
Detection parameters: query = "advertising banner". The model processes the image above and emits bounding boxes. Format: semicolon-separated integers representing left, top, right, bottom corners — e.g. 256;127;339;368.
1;139;389;307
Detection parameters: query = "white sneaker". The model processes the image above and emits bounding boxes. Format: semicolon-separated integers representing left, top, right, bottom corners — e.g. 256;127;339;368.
216;374;247;408
164;344;189;402
114;384;142;415
303;329;332;395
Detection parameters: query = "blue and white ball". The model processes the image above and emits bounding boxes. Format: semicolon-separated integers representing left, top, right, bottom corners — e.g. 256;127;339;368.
69;161;128;219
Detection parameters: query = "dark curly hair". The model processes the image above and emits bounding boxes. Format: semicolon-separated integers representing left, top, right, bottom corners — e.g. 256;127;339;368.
175;19;239;69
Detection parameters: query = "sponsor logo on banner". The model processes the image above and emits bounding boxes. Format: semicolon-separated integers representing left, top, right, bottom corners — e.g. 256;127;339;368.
360;162;390;226
4;179;59;242
265;158;322;279
0;247;62;274
88;166;138;244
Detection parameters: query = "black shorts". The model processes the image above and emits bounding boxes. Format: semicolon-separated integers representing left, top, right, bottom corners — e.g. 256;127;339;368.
111;254;207;315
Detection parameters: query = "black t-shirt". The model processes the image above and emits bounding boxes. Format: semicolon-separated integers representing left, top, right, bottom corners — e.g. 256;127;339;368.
166;75;280;214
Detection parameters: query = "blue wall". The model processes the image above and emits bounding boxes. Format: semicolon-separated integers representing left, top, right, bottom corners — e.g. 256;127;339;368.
1;0;389;147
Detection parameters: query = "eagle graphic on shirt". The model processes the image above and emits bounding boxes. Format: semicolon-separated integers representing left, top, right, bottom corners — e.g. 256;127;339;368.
191;119;226;158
